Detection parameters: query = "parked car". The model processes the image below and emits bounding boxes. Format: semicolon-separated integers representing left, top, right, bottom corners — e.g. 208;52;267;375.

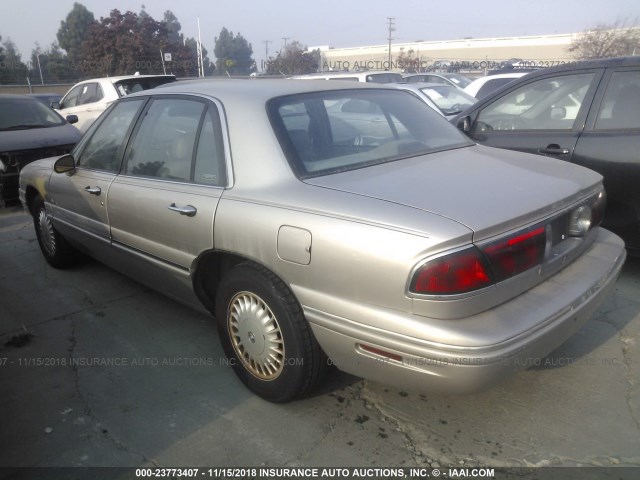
20;80;625;402
53;74;176;132
452;56;640;252
463;72;528;99
403;73;473;89
28;93;63;108
388;83;477;118
291;71;403;83
0;94;81;207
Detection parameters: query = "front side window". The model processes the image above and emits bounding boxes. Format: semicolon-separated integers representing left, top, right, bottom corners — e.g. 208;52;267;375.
595;70;640;130
77;100;144;172
60;85;83;109
475;73;595;131
269;89;472;178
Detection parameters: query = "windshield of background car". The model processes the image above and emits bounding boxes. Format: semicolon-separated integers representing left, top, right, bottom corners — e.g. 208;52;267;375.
114;76;177;96
0;97;65;131
446;74;472;88
419;86;477;115
269;89;473;178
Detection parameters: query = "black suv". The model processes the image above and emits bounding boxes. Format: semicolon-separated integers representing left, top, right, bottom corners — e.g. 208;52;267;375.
452;57;640;251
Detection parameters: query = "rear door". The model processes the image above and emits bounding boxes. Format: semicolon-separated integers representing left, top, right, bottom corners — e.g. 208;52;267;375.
466;69;604;161
573;66;640;245
107;95;228;269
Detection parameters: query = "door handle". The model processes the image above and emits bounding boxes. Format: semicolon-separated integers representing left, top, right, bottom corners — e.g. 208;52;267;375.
168;203;197;217
539;144;570;155
84;186;101;195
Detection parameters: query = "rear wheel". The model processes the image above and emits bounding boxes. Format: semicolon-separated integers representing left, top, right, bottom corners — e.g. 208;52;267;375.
215;262;327;402
32;196;78;269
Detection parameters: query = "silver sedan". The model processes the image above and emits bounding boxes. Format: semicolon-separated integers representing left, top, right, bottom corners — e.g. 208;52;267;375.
19;79;625;402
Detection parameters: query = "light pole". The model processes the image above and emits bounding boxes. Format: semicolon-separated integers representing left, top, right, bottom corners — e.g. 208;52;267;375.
36;54;44;85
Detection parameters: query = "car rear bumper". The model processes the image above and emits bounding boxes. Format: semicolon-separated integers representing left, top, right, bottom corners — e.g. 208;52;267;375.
304;228;626;393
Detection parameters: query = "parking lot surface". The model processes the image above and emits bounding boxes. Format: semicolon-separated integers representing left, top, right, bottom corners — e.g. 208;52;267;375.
1;205;639;472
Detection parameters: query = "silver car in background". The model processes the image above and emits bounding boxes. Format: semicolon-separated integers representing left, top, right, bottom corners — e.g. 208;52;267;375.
19;79;625;402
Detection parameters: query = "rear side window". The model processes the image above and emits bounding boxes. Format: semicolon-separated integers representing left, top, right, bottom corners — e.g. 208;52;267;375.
77;83;104;105
595;71;640;130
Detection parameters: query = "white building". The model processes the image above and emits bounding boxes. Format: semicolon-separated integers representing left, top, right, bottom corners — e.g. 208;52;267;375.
315;33;580;73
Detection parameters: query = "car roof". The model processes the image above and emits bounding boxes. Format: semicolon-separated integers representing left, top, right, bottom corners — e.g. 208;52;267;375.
134;78;394;103
72;74;176;85
391;82;455;90
518;56;640;79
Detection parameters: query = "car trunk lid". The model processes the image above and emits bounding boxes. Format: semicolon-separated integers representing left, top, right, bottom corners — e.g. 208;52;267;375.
303;144;602;240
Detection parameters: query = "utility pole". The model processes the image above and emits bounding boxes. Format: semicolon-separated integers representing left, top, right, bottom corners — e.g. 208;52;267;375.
282;37;290;50
262;40;271;73
387;17;395;69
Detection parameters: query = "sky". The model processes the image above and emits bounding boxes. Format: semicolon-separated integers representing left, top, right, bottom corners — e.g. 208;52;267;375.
1;0;638;66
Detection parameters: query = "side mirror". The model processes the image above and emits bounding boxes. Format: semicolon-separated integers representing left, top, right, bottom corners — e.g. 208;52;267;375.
457;116;472;133
51;101;61;110
54;154;76;174
66;115;79;125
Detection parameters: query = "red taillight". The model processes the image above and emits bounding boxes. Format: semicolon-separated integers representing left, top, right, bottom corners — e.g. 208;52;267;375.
481;226;546;282
410;247;493;295
410;226;548;296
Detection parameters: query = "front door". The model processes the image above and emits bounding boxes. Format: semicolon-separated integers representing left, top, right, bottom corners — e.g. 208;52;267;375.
108;96;228;270
48;99;146;248
468;70;604;161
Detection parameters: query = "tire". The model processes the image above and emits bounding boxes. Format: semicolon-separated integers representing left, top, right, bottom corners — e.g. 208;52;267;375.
215;262;327;402
32;196;78;269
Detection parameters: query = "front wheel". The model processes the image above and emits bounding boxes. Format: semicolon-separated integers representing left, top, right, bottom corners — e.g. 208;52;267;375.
215;263;327;402
32;196;78;269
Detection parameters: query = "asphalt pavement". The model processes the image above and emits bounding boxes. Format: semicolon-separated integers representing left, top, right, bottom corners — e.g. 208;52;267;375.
1;205;639;474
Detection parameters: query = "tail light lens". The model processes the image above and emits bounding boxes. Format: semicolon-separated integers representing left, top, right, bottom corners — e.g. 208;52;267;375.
410;247;493;295
410;226;546;296
481;226;546;282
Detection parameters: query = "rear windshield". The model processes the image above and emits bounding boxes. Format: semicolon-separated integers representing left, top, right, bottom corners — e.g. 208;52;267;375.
114;76;177;96
268;89;472;178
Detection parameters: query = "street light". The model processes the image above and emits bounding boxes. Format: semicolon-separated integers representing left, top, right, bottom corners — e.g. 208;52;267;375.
36;54;44;85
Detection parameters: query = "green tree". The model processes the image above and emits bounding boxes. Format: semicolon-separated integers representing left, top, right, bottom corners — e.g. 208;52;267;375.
0;36;29;84
569;20;640;59
29;42;69;84
214;27;255;75
265;41;319;75
57;2;96;64
81;9;170;76
164;10;183;45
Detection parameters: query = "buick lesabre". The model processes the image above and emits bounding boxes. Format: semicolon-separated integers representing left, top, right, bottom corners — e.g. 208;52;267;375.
19;80;626;402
